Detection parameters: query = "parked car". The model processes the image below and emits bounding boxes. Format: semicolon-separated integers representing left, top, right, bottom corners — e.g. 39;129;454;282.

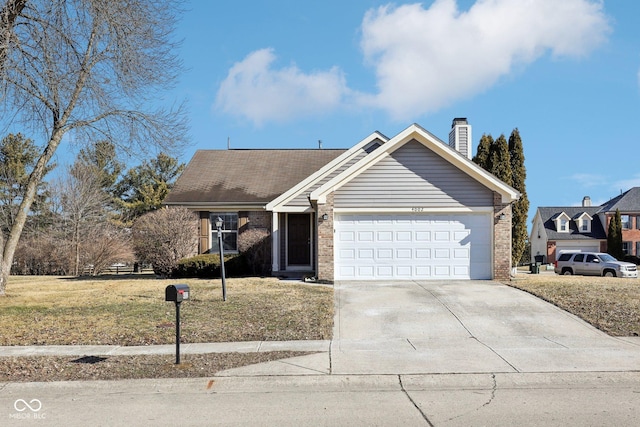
554;252;638;278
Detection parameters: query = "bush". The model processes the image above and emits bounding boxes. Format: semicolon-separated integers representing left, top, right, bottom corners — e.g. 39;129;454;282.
237;228;271;276
131;207;198;278
173;253;249;278
174;254;219;278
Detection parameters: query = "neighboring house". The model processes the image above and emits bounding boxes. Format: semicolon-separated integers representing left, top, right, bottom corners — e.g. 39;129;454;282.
530;187;640;264
164;119;520;281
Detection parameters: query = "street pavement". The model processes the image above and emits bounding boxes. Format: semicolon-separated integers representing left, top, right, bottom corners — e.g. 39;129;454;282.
2;279;640;426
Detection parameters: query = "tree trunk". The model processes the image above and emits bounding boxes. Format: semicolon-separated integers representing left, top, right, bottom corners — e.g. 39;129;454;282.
0;130;63;296
0;0;27;71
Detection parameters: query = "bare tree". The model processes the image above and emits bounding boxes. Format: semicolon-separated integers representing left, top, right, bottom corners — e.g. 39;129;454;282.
132;206;197;278
56;163;111;275
0;0;187;294
82;224;135;275
0;0;26;75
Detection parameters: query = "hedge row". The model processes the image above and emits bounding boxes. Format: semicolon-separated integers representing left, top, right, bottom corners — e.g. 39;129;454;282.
173;253;250;278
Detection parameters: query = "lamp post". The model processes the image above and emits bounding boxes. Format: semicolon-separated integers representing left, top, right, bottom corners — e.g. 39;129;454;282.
215;217;227;301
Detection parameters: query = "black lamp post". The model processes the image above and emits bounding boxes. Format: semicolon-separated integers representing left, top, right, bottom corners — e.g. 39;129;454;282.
215;216;227;301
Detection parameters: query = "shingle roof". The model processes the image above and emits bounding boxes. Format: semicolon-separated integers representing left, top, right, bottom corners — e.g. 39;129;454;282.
598;187;640;213
164;149;346;205
538;206;606;240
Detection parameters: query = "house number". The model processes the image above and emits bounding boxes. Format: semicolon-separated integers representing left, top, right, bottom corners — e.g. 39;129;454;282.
411;207;424;212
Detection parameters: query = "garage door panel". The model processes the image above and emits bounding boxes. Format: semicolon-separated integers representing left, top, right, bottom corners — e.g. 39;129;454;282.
335;213;492;280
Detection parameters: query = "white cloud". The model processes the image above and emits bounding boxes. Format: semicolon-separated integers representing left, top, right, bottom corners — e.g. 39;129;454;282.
360;0;611;119
215;0;610;124
215;48;348;125
569;173;606;187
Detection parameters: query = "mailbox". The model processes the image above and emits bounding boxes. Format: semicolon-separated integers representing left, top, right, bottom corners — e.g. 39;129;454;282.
165;284;190;303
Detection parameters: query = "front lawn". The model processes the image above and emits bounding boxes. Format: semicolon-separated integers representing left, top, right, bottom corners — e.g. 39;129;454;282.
508;272;640;336
0;275;333;382
0;275;334;346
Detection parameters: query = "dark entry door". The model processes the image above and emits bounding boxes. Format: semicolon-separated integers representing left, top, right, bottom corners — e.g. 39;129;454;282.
287;214;311;266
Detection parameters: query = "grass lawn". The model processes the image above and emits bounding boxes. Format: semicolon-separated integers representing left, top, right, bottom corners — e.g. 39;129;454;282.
0;275;333;382
508;272;640;337
0;275;333;346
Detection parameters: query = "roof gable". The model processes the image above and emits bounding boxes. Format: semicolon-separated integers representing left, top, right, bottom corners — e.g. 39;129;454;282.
266;132;388;211
311;124;519;204
598;187;640;213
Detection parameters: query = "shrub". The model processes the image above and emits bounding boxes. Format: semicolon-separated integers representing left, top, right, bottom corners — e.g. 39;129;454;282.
237;228;271;276
173;253;250;278
131;207;198;278
174;254;219;278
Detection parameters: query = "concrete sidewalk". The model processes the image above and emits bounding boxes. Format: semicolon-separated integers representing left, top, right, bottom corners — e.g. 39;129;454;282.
0;340;330;357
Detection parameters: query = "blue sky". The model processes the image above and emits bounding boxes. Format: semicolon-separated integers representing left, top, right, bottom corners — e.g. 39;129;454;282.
172;0;640;223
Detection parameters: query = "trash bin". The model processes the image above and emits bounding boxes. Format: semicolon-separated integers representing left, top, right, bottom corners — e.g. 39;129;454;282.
530;263;540;274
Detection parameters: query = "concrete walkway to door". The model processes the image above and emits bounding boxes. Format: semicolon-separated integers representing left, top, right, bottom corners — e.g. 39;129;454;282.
328;280;640;375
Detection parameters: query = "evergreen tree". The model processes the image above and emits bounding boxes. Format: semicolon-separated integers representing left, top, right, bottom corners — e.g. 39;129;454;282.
114;153;185;225
489;134;512;186
76;141;124;195
473;134;493;170
0;133;54;234
473;128;529;268
607;209;623;259
509;128;529;266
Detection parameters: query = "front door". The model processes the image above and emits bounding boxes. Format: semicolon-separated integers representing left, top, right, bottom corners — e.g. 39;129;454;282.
287;214;311;267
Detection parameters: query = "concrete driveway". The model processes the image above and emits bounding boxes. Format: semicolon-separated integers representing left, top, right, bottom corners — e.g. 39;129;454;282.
330;280;640;375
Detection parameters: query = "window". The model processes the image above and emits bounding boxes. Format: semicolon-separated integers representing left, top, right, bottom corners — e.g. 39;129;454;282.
622;241;631;255
636;216;640;230
586;254;598;263
573;253;584;262
636;241;640;257
581;220;589;232
558;253;573;262
621;215;630;229
560;219;568;232
210;213;238;252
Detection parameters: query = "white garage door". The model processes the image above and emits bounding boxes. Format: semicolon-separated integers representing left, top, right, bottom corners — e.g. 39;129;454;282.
335;213;492;280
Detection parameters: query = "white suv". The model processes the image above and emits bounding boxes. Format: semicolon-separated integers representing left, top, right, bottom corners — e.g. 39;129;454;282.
554;252;638;278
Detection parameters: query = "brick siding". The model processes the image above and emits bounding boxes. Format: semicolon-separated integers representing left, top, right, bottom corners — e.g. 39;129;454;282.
493;192;512;281
316;193;334;282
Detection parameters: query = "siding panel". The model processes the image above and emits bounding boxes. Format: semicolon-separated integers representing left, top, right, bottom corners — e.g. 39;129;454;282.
285;148;372;207
335;140;493;208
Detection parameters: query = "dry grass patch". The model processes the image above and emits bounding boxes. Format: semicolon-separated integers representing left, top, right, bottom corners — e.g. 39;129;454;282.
0;276;333;346
508;273;640;336
0;352;312;382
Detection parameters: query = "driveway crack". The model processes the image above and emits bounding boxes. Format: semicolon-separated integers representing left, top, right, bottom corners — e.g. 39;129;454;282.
414;281;520;373
398;375;434;426
446;373;498;423
329;339;333;374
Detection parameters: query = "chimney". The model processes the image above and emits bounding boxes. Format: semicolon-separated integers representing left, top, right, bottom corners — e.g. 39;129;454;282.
582;196;591;207
449;118;472;159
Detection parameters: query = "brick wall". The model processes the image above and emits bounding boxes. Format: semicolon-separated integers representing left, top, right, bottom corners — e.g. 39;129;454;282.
493;192;512;281
316;193;334;282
